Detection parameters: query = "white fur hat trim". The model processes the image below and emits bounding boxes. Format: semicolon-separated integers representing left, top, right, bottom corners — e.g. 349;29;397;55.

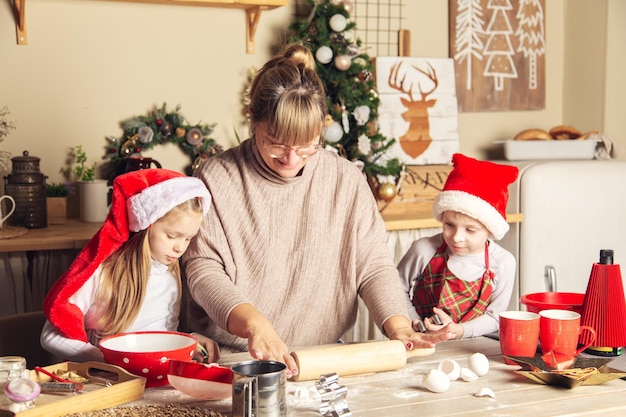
432;190;509;240
127;176;211;232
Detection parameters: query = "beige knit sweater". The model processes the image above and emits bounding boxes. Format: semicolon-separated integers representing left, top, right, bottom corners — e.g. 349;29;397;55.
181;138;408;353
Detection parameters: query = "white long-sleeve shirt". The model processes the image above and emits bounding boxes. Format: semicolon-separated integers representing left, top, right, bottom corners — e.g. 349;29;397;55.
397;233;516;338
40;261;180;362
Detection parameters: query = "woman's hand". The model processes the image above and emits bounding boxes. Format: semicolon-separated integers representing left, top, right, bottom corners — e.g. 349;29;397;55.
228;304;299;379
192;332;220;363
424;307;464;339
385;315;456;350
246;324;298;379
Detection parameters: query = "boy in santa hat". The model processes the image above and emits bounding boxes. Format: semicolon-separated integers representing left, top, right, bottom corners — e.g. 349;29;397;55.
398;153;519;339
41;168;219;362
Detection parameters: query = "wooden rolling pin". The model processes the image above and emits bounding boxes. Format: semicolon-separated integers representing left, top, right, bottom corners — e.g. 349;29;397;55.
290;340;435;381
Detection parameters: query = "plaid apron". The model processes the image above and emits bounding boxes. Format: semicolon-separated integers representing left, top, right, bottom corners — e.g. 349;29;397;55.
412;242;494;323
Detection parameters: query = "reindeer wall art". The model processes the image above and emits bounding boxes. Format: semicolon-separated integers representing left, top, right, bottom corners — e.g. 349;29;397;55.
376;57;459;165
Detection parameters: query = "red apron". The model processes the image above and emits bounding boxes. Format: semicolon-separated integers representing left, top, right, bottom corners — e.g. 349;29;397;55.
412;242;494;323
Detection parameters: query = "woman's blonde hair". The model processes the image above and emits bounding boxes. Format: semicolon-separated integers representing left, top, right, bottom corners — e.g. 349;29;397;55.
94;197;203;336
248;43;327;147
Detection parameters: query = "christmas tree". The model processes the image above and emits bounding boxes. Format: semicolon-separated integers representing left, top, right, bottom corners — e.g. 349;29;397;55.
288;0;404;201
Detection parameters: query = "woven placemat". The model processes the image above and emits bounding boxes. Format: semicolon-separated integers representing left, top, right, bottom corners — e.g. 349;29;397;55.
63;404;226;417
0;225;28;239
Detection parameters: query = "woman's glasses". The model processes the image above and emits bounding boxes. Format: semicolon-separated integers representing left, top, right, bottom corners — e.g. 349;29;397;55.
261;135;322;159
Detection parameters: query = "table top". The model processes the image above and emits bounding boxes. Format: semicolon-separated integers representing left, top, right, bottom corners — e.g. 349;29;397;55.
0;219;101;253
131;337;626;417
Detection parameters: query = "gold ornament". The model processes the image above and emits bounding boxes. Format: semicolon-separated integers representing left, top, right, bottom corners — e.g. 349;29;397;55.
120;134;139;156
378;182;397;202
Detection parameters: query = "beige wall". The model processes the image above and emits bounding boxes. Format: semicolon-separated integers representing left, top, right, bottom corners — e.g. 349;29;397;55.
0;0;624;186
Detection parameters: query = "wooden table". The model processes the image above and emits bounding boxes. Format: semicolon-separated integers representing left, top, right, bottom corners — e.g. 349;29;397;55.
132;337;626;416
0;219;101;253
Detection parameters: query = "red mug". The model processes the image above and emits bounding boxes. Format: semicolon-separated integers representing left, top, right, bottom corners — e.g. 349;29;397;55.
499;311;540;364
539;309;596;369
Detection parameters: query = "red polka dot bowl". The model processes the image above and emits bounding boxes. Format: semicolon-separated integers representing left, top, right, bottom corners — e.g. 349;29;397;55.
100;331;197;387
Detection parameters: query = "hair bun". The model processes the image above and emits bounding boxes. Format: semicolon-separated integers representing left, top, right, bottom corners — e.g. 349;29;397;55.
284;44;316;70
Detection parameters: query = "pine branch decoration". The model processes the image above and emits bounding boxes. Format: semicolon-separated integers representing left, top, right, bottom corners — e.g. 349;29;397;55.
105;103;223;164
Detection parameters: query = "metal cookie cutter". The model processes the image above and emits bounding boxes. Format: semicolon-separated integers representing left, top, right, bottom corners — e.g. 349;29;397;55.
415;320;427;333
316;373;352;417
431;314;443;326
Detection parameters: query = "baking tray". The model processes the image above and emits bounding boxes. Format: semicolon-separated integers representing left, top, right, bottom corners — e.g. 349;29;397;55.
5;361;146;417
501;139;597;161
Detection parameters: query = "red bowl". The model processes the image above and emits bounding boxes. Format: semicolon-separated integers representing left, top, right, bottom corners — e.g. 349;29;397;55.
100;331;197;387
167;359;233;400
520;292;585;314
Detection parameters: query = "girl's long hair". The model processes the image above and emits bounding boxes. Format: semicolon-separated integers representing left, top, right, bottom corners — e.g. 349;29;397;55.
94;197;202;336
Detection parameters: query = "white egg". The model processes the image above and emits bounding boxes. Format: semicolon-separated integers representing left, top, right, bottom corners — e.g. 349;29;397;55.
467;352;490;377
437;359;461;381
460;367;479;382
422;369;451;393
474;387;496;398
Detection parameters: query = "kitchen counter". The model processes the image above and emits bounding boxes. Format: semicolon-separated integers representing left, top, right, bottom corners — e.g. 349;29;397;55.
131;336;626;416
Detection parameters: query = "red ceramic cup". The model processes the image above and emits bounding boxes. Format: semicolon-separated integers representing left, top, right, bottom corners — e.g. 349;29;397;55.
499;311;540;364
539;309;596;369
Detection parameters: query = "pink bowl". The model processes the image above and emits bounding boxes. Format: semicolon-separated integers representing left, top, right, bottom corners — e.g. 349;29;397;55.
520;292;585;314
100;331;197;387
168;359;233;400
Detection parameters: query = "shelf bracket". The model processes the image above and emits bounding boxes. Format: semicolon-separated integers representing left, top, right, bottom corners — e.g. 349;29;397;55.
245;6;262;54
12;0;28;45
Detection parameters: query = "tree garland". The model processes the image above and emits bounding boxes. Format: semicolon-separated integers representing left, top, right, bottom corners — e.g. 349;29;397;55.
104;103;223;170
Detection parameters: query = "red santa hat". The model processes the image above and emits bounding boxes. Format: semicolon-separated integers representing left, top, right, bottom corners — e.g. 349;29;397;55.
43;168;211;341
432;153;519;240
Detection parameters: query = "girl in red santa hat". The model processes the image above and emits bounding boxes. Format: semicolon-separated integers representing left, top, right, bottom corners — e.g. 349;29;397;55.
41;168;219;362
398;153;519;339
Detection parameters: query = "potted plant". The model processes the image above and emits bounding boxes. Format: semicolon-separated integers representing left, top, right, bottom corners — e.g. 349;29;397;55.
69;145;96;182
45;182;69;225
67;146;109;223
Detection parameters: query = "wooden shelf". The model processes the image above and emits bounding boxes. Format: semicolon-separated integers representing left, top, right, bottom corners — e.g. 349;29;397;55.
0;219;101;253
382;211;523;231
11;0;288;53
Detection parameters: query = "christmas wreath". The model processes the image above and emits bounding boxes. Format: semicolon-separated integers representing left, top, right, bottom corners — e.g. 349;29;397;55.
104;103;223;172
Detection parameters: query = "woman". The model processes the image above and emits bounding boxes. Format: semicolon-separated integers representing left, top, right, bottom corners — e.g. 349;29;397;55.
182;44;453;378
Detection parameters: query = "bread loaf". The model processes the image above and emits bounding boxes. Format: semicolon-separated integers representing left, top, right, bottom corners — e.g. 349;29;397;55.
514;128;552;141
549;125;582;140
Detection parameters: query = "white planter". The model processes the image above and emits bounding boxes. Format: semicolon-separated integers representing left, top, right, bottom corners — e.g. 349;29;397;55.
78;180;111;223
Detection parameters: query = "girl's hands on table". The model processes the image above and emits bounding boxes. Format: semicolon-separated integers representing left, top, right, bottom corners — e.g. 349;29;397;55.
192;332;221;363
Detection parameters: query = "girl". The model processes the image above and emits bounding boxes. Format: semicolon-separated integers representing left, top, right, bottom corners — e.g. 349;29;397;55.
41;168;218;362
398;154;519;339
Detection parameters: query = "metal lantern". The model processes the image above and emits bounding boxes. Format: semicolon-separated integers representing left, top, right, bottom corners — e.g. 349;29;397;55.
3;150;48;228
